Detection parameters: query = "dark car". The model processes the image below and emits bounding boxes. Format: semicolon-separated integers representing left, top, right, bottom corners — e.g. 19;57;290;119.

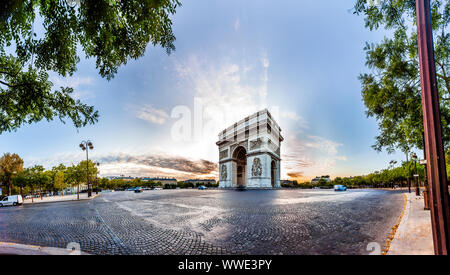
236;185;246;191
134;187;143;193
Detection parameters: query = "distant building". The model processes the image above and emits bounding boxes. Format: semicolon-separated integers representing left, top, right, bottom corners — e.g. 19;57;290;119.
106;176;135;181
184;179;217;186
141;177;177;185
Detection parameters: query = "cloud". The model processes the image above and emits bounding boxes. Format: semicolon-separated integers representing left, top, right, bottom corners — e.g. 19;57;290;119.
280;111;309;129
168;54;272;160
25;151;218;181
50;75;95;100
98;153;217;175
287;172;303;178
281;133;347;181
136;105;170;125
234;18;240;31
305;135;342;155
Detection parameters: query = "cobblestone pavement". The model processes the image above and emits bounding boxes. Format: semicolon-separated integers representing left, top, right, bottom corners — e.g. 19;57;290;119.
0;189;404;255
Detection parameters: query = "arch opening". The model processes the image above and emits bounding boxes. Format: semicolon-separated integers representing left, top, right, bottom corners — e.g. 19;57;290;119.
233;146;247;187
271;160;276;188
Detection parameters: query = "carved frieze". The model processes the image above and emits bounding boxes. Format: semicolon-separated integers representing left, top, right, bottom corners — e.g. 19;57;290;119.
249;138;263;151
219;149;228;160
251;157;263;177
221;164;227;180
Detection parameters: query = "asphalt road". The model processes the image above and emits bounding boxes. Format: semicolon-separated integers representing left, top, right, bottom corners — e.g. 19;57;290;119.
0;189;404;255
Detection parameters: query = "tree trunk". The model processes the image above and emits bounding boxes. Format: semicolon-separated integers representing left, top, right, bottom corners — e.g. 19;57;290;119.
6;178;11;196
406;152;411;192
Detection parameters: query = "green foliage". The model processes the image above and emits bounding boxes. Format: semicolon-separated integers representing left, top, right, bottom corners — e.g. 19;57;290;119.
354;0;450;153
53;170;65;191
447;152;450;179
0;152;24;195
0;0;181;133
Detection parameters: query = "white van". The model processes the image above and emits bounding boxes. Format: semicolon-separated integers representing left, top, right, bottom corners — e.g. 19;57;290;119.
0;195;23;206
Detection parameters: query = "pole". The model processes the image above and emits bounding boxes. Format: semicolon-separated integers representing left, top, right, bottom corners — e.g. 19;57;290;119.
415;159;420;196
416;0;450;255
406;153;411;193
422;132;430;210
86;145;91;198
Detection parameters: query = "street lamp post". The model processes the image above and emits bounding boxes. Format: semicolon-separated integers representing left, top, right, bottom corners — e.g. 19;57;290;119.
416;0;450;255
79;140;94;197
412;153;420;196
94;162;100;195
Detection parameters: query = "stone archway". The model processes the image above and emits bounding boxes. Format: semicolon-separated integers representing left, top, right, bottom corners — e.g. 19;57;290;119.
271;160;276;188
233;146;247;187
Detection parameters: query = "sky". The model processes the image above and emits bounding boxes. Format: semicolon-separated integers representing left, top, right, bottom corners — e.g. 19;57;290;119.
0;0;412;182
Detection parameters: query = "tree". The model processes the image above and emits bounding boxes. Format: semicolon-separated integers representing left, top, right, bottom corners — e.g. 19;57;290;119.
66;164;84;198
51;163;67;195
447;151;450;179
12;169;27;196
54;171;66;195
0;152;23;195
0;0;181;133
78;160;98;185
27;165;49;199
353;0;449;154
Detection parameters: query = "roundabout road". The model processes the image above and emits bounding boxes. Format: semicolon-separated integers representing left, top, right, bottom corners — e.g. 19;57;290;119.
0;189;404;255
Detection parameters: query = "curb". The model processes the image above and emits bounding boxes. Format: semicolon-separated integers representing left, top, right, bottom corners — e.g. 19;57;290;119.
23;194;101;205
0;242;89;255
382;193;408;255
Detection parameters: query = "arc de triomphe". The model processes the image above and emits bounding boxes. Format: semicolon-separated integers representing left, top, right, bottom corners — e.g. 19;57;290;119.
216;109;283;188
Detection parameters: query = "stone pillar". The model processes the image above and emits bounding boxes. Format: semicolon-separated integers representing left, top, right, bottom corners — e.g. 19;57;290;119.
246;153;272;188
276;160;281;188
231;161;237;188
219;161;233;188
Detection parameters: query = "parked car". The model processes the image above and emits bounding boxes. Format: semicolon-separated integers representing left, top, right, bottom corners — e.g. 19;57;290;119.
153;187;163;190
0;195;23;207
334;185;347;191
126;188;135;191
197;185;207;190
134;187;143;193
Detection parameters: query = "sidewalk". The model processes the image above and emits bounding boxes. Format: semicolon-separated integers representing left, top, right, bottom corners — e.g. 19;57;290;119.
23;193;100;204
388;192;434;255
0;242;88;255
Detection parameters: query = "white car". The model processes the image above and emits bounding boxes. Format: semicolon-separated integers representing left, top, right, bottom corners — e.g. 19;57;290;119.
0;195;23;207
